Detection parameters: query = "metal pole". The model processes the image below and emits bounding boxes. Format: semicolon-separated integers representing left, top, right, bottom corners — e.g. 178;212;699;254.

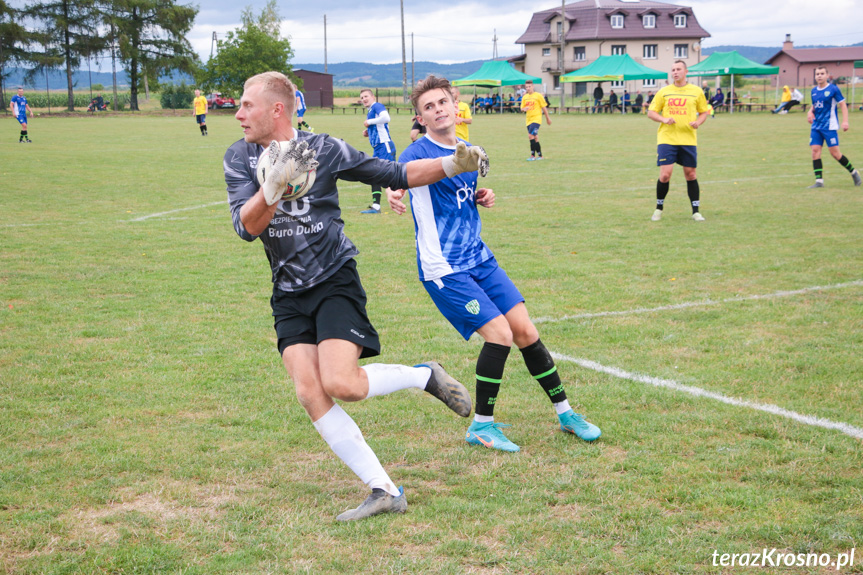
400;0;407;103
323;15;328;74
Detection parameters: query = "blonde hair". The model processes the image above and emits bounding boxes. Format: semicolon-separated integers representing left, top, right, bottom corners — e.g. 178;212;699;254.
244;71;296;114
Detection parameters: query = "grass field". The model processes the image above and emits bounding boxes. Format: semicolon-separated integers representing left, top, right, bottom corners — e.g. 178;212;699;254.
1;108;862;574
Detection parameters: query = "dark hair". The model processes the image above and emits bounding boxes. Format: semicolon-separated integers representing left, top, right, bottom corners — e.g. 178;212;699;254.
673;59;687;69
410;75;454;111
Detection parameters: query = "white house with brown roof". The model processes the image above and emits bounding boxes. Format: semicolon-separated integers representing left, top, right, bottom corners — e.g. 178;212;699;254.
515;0;710;97
765;35;863;89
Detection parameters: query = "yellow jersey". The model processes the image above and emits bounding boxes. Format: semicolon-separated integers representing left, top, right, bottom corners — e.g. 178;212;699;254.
193;95;208;115
649;83;709;146
455;101;472;142
520;92;546;126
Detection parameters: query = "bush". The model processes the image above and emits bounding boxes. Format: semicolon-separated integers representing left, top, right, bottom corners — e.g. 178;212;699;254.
160;83;194;109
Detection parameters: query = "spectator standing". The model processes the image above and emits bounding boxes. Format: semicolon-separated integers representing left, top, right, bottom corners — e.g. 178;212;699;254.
593;84;604;113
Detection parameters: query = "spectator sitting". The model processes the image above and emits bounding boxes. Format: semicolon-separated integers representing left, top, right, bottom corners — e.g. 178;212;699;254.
623;90;631;112
608;90;620;113
772;86;792;114
633;91;643;113
709;87;724;110
643;91;654;114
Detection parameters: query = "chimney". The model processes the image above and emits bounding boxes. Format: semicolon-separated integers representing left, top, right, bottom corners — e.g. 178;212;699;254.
783;34;793;51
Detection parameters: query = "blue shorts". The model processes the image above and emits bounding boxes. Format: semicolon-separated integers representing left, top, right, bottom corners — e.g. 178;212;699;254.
657;144;697;167
810;128;839;148
17;115;27;125
297;108;306;118
527;123;541;136
196;114;206;124
373;142;396;161
422;258;524;341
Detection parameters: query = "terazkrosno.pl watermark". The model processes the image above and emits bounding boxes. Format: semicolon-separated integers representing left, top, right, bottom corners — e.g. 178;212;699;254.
711;549;856;570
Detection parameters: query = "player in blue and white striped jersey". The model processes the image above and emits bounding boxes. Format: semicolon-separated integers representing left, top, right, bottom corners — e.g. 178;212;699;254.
389;76;601;453
807;66;861;188
359;89;395;213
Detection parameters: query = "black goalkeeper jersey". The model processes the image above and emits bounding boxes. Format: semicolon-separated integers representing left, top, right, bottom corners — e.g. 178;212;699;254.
224;131;410;292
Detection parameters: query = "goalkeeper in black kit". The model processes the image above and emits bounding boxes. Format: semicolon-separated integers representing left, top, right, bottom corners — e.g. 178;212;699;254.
223;71;489;522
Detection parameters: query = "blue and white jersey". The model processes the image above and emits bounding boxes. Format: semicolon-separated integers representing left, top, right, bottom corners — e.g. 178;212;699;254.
399;135;494;281
810;83;845;131
11;94;27;119
366;102;392;148
295;90;306;115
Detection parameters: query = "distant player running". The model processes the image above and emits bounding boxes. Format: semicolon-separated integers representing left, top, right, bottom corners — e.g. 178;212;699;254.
388;76;601;453
295;88;312;132
647;60;710;222
193;89;208;136
360;88;395;213
11;87;33;143
520;80;550;160
807;66;861;188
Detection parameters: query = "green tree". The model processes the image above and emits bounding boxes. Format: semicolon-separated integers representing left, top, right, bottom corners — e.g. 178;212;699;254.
105;0;197;111
197;0;295;97
26;0;106;111
0;0;32;109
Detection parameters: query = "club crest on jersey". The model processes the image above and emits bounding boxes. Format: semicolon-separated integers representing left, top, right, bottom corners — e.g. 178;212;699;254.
465;299;480;315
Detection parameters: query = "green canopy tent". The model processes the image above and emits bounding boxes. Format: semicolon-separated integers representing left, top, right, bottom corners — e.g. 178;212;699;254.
452;61;542;113
560;54;666;113
685;51;779;114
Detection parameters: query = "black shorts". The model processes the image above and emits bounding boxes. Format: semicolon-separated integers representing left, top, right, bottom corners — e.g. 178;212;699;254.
271;259;381;358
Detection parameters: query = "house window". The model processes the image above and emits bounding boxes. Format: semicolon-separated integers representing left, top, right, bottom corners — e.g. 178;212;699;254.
643;44;657;59
643;14;655;28
674;43;688;58
553;75;560;90
611;45;627;56
573;46;586;61
557;21;563;41
611;14;624;28
542;48;551;56
643;79;657;88
674;13;687;28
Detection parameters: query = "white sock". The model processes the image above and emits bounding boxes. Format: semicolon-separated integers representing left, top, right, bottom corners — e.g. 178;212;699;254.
473;414;494;424
363;363;430;398
553;399;572;416
312;404;399;496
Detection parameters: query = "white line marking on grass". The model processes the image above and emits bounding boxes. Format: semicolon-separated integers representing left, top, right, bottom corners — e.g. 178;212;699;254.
535;280;863;324
552;352;863;441
128;201;226;222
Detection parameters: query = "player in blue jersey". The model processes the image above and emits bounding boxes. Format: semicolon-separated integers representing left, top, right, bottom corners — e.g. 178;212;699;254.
295;88;312;132
225;71;488;522
360;88;395;213
388;76;601;453
807;66;861;188
10;87;33;143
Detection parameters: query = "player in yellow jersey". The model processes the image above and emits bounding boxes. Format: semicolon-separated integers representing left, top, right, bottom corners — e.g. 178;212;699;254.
647;61;709;221
520;80;551;160
193;89;208;136
452;87;473;142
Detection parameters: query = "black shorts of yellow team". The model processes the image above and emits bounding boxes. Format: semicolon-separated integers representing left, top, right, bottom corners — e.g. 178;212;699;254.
272;259;381;358
657;144;697;167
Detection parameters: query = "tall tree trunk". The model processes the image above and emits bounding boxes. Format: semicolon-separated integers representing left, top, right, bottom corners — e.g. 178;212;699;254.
129;55;139;111
63;0;74;110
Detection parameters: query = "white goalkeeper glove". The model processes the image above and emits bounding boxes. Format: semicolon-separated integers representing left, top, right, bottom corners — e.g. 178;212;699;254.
441;141;489;179
258;139;320;206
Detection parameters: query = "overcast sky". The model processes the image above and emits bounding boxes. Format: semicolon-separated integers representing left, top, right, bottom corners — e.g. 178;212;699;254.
191;0;862;65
